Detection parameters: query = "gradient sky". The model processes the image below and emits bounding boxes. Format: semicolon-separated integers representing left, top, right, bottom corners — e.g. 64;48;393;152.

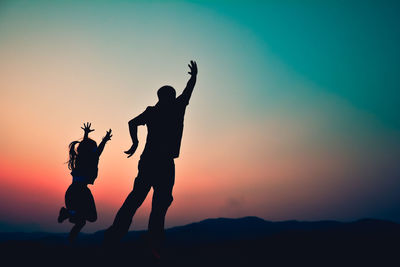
0;0;399;233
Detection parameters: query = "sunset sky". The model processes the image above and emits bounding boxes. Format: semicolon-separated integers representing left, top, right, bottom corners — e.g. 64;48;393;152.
1;0;399;233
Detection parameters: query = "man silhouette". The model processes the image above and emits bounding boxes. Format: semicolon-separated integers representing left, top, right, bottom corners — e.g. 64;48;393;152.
104;61;198;255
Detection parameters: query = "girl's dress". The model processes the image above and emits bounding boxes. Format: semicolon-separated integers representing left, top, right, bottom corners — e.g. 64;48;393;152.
65;152;99;223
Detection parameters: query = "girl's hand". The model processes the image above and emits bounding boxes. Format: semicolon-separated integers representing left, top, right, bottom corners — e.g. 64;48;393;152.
81;122;95;134
103;129;112;142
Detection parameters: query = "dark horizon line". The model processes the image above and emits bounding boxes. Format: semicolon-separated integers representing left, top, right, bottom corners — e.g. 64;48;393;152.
1;215;399;235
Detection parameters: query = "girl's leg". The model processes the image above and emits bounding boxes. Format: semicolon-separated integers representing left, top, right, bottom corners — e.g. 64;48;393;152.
84;187;97;222
69;219;86;244
65;183;88;243
65;183;81;223
58;207;69;223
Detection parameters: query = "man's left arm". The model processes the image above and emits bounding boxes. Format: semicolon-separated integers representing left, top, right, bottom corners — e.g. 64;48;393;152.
124;108;149;158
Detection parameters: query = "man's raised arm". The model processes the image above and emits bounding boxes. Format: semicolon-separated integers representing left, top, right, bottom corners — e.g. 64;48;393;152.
177;60;198;105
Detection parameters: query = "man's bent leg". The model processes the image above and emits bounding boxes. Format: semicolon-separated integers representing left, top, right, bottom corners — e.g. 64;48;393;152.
148;189;173;245
104;176;151;244
148;160;175;250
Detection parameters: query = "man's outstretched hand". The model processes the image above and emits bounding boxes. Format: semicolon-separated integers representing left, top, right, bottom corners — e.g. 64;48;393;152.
124;142;138;158
188;60;197;76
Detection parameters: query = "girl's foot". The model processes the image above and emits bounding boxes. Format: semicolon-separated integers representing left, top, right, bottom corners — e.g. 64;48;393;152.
58;207;69;223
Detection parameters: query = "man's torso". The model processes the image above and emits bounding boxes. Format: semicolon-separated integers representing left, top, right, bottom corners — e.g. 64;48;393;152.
141;100;187;159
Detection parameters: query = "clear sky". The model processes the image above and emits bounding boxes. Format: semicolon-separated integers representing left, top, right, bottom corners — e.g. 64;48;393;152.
0;0;399;232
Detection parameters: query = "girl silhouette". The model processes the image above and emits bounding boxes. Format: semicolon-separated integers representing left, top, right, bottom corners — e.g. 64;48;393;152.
58;122;112;243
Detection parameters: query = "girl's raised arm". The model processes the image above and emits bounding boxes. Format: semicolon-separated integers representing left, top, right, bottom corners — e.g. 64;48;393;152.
97;129;112;156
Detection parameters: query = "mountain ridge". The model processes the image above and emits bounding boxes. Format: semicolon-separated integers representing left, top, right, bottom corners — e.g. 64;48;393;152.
1;216;398;244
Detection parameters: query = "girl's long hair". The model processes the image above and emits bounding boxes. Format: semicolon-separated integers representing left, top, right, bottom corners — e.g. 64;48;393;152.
68;141;80;170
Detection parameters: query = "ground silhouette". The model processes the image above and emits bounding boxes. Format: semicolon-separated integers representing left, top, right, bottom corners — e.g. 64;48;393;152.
1;217;399;266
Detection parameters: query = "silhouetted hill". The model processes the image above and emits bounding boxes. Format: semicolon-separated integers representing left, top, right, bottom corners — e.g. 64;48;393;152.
0;217;399;266
165;216;344;244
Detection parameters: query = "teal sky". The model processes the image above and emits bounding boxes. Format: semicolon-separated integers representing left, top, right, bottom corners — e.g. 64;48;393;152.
2;0;399;121
0;0;400;232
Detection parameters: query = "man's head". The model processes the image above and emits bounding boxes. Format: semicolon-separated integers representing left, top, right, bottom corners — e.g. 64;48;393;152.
157;85;176;105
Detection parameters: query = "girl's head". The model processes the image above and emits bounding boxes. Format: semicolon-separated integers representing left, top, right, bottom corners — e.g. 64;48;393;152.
68;138;97;170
